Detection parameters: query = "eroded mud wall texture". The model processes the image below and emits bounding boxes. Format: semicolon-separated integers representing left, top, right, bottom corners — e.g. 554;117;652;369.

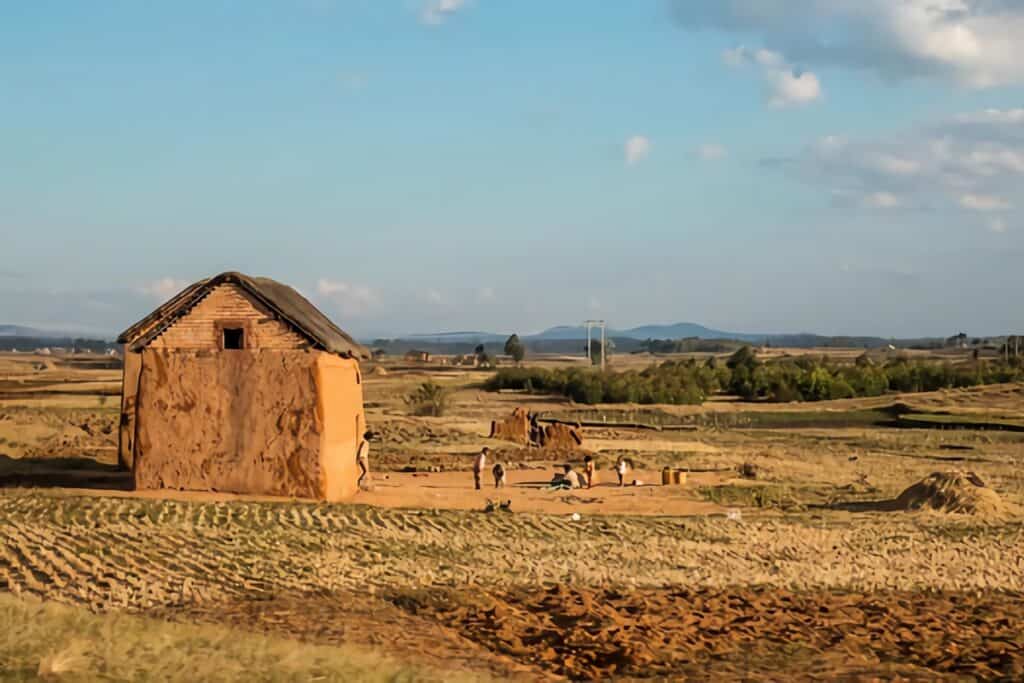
315;355;365;502
118;351;142;471
488;407;530;445
541;423;583;450
134;349;326;497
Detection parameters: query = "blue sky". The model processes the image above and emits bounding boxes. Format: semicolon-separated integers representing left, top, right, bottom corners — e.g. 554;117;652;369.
2;0;1023;339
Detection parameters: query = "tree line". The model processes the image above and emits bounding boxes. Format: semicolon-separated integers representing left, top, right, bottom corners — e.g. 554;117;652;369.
485;347;1024;405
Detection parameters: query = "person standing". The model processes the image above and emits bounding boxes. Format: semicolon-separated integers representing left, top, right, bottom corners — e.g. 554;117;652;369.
583;454;596;489
473;447;489;490
615;456;628;487
356;430;372;489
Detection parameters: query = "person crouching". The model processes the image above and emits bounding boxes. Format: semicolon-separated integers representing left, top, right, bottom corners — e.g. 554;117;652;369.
492;462;507;489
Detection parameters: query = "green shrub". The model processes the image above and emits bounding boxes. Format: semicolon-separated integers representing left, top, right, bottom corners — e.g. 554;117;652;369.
404;381;451;416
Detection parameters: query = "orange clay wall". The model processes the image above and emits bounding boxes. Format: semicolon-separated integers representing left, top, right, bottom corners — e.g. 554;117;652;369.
315;354;366;502
133;349;360;499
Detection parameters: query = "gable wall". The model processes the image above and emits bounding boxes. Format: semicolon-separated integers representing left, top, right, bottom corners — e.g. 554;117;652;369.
147;283;310;350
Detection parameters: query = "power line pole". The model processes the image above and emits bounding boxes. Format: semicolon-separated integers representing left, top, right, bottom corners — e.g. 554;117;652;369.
601;323;606;372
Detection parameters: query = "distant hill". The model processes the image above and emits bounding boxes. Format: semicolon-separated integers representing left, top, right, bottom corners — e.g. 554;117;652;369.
382;321;929;352
0;324;115;353
528;322;764;342
0;324;49;337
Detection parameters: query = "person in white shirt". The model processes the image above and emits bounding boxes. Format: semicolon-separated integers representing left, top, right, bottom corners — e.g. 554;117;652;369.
473;447;489;490
615;456;628;487
563;464;583;489
356;431;372;489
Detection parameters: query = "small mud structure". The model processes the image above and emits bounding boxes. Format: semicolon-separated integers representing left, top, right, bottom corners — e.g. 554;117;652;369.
489;408;584;451
488;407;531;445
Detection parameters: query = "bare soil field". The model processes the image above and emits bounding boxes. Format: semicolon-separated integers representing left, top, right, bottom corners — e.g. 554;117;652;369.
1;351;1023;680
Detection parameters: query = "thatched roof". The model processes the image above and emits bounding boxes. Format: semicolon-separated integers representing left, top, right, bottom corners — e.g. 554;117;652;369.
118;272;370;359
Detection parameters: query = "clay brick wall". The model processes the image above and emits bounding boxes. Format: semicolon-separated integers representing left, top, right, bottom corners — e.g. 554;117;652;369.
132;349;364;501
148;283;309;350
135;349;324;497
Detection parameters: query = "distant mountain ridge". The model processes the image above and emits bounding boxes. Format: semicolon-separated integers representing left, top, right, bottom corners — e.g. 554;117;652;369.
387;323;919;350
395;322;767;343
0;324;112;340
534;322;765;342
0;324;52;337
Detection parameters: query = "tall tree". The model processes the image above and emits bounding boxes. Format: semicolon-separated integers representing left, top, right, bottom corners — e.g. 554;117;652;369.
504;334;525;365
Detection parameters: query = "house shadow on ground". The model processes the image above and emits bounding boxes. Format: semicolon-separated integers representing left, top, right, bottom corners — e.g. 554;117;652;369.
0;454;131;491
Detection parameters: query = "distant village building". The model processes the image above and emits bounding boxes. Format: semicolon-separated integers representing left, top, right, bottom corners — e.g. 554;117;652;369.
452;354;480;368
404;349;431;363
117;271;371;501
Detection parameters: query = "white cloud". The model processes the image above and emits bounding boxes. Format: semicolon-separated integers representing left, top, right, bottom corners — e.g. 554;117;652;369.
139;277;190;301
676;1;1024;89
696;143;728;161
989;217;1009;233
420;0;468;25
769;108;1024;215
723;46;822;108
863;192;902;209
316;278;377;317
625;135;651;166
960;194;1011;211
767;68;822;108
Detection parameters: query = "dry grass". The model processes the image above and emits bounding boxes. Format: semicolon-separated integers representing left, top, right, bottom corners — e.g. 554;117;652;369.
0;592;454;682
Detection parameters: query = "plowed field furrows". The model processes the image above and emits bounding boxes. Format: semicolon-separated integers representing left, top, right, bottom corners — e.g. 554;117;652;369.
2;491;1023;614
389;585;1024;681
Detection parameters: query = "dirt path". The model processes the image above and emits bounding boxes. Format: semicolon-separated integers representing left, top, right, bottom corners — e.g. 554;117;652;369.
356;467;727;516
1;465;727;517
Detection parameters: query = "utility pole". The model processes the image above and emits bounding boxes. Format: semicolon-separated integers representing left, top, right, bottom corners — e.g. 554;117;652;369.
601;323;606;372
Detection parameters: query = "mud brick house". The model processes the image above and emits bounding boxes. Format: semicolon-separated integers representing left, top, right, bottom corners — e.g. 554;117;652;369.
117;272;371;501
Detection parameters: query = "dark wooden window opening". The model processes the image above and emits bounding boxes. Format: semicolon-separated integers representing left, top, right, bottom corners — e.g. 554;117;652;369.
223;327;245;350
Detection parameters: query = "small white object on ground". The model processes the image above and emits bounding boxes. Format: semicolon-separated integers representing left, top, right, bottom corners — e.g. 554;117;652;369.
570;512;581;522
726;509;742;522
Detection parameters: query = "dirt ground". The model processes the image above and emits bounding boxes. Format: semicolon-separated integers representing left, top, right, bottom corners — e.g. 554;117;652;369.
2;350;1024;680
359;468;727;516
